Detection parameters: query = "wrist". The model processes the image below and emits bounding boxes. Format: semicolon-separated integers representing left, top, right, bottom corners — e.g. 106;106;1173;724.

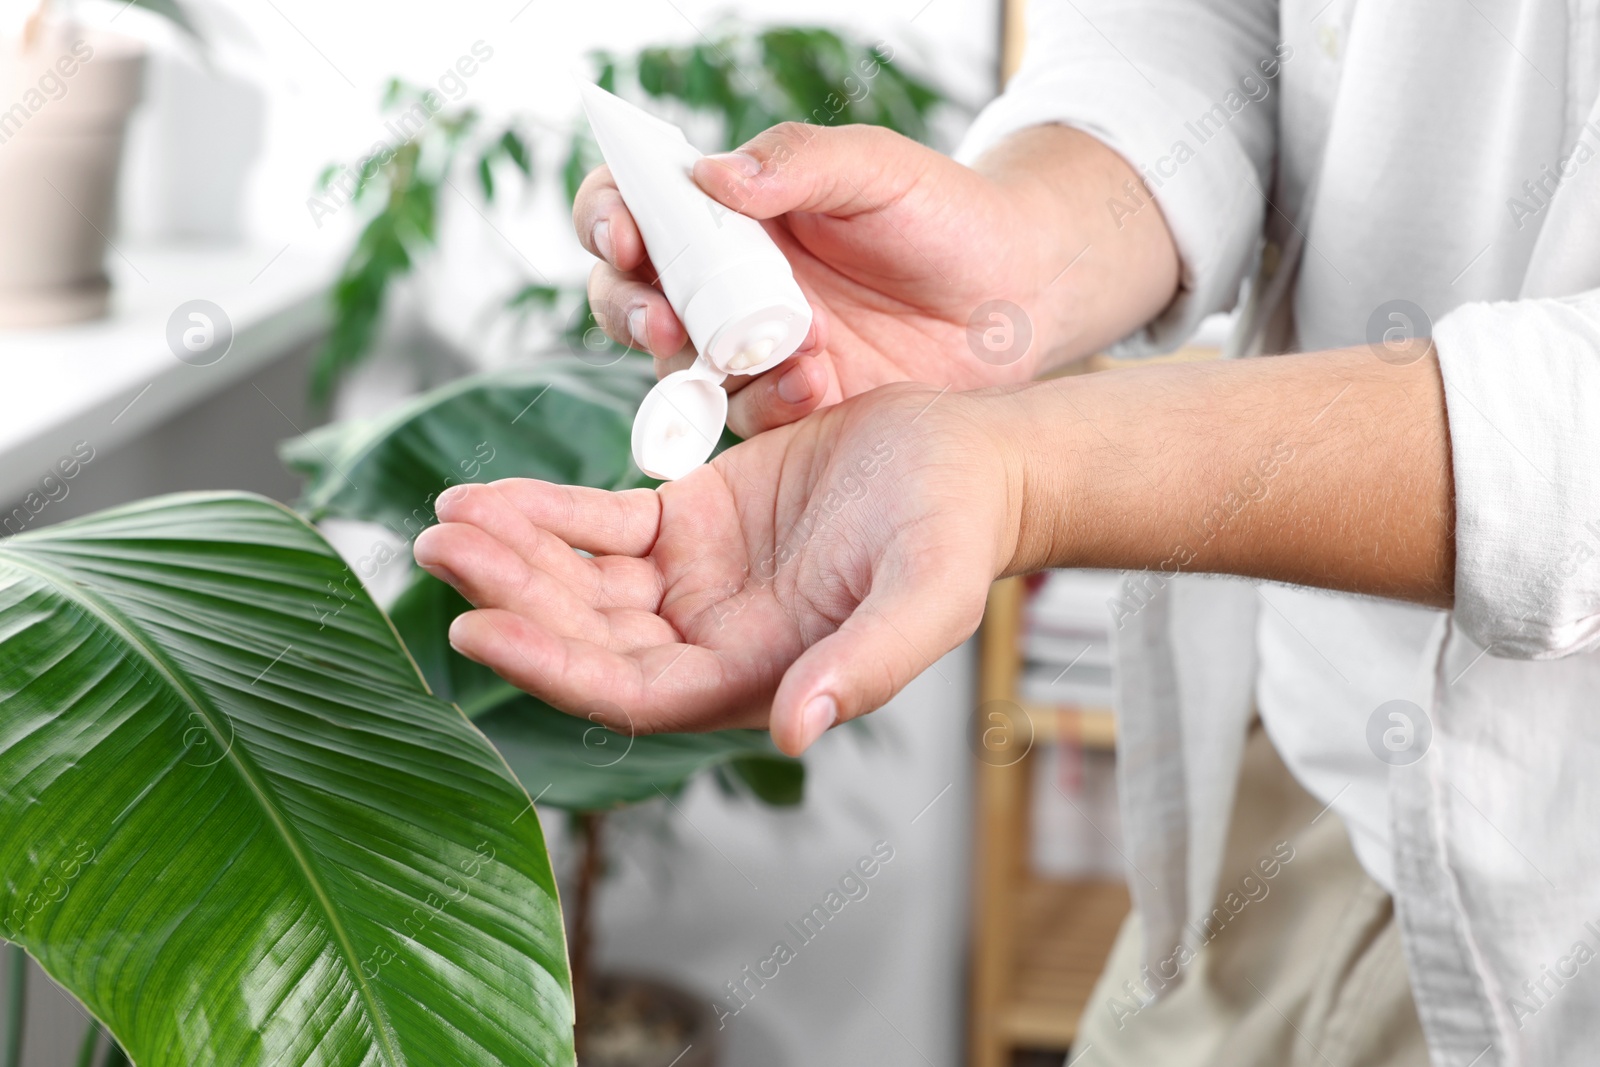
972;125;1181;373
973;381;1096;577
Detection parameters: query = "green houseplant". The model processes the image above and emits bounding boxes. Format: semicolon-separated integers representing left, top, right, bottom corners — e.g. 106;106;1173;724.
0;24;943;1066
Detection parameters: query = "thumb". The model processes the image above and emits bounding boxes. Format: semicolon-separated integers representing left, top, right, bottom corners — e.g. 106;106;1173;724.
693;123;932;221
769;575;987;756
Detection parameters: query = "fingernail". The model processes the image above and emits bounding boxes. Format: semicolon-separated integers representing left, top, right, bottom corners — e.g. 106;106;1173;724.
628;305;649;351
435;484;466;512
705;151;762;177
592;218;613;263
797;694;838;750
777;363;813;405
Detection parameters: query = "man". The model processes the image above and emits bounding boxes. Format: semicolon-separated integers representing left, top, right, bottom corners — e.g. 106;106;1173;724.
415;2;1600;1063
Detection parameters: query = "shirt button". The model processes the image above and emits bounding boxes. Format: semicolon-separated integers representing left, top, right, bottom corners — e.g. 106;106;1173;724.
1318;24;1341;60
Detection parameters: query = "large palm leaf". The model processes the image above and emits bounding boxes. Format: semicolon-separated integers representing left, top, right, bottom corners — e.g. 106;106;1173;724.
0;493;572;1066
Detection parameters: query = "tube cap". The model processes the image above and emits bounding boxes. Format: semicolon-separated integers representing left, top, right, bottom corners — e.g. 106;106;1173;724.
679;263;812;377
632;360;729;481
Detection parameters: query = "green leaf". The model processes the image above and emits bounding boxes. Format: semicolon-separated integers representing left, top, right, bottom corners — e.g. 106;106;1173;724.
725;755;806;805
387;571;514;718
499;130;532;176
387;559;806;813
480;698;800;811
561;134;601;206
281;359;656;532
477;155;494;201
127;0;202;42
0;493;573;1066
505;283;563;314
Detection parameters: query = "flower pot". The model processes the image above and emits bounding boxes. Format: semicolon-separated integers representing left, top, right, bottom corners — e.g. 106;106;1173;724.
580;973;722;1067
0;28;145;327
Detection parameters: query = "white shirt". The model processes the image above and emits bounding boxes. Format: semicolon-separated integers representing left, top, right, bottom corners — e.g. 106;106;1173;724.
959;2;1600;1064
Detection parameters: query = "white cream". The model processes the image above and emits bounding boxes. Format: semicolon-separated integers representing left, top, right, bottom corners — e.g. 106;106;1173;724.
578;81;813;480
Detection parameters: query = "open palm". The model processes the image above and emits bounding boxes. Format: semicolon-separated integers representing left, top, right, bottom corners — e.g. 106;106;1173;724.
413;385;1009;753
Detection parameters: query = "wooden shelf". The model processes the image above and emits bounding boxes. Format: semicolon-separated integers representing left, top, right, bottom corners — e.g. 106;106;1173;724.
998;880;1130;1047
1020;703;1116;750
969;578;1129;1066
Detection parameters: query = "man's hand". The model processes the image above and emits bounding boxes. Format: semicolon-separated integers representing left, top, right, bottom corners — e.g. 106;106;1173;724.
573;122;1180;437
413;385;1012;755
414;343;1455;750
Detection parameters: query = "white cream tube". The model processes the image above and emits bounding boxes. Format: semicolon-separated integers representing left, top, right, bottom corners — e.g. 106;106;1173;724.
578;81;813;480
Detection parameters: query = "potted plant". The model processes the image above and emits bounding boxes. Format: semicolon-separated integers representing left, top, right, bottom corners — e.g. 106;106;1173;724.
0;0;198;326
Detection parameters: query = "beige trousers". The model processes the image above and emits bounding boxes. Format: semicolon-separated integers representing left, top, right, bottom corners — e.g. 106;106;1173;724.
1073;725;1431;1067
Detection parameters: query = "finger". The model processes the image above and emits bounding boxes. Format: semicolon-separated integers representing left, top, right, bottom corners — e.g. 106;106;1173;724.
572;164;649;271
692;123;931;221
725;352;831;437
432;482;589;583
415;522;677;652
486;481;662;557
588;261;688;358
769;573;988;756
449;608;764;732
433;483;665;611
413;521;596;632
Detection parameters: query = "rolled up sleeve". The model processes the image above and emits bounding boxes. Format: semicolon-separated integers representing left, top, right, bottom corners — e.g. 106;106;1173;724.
1434;289;1600;657
956;0;1281;353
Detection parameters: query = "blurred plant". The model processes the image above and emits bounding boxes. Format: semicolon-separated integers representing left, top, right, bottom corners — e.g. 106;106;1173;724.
309;79;532;403
311;22;945;404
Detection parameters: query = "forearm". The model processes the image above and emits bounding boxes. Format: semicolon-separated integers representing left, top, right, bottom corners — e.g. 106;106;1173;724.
988;343;1456;606
972;125;1181;371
